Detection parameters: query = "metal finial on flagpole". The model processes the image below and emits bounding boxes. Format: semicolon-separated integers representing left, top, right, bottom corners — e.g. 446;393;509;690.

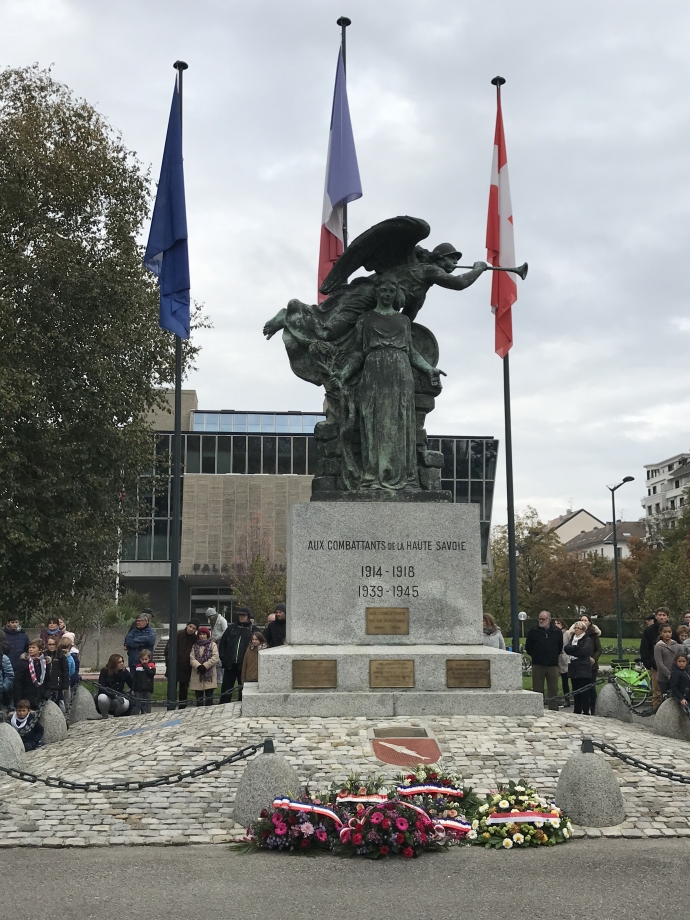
491;76;506;86
337;17;352;250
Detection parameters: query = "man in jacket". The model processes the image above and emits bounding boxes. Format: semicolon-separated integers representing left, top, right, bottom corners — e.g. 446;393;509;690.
640;607;679;710
264;604;287;648
207;608;228;685
525;610;563;711
3;617;29;672
218;608;253;703
124;611;157;670
164;619;199;709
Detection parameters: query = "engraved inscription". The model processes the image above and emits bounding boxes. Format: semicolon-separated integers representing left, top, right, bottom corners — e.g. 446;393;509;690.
370;659;415;688
292;659;337;689
446;659;491;688
365;607;410;635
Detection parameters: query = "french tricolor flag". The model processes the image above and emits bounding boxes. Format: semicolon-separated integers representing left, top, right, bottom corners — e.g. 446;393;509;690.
318;48;362;302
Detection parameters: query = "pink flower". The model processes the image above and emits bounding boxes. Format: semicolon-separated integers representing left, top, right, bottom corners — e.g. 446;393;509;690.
301;822;315;836
316;829;328;842
274;823;288;836
352;832;363;845
402;846;415;859
396;817;409;831
370;811;384;825
271;812;281;825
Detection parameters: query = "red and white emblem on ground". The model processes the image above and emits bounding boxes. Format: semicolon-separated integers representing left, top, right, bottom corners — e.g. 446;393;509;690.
371;738;442;766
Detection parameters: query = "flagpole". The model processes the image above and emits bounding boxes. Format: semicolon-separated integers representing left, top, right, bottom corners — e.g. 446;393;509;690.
490;75;520;655
337;16;351;250
167;59;188;710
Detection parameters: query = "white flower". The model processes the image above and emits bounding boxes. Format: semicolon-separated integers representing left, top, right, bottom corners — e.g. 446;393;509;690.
467;830;478;840
534;821;544;828
562;828;570;839
502;838;513;848
479;804;489;813
379;787;389;796
404;779;412;786
512;833;524;844
566;822;573;831
416;770;425;781
518;796;528;802
492;795;501;804
472;820;479;830
498;800;510;809
515;785;525;792
549;819;561;828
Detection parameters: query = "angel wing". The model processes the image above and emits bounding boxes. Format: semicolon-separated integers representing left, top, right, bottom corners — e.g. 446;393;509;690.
319;215;430;296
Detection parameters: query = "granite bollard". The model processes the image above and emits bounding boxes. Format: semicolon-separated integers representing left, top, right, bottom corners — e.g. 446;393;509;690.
556;740;625;827
39;700;68;744
595;682;633;723
653;697;690;742
68;684;100;724
233;740;300;829
0;722;26;771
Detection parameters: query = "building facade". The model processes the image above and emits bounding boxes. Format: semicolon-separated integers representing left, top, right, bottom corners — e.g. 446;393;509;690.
546;508;605;544
120;394;499;623
564;521;646;560
641;452;690;538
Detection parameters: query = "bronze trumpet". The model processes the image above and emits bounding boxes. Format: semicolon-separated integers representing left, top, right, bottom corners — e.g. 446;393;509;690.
454;262;528;281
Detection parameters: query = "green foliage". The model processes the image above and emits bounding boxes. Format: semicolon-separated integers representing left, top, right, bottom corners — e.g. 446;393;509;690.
101;590;152;627
229;513;286;625
0;65;204;620
642;503;690;615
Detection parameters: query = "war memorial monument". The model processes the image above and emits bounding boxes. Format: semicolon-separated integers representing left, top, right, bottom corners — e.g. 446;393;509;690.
243;216;540;717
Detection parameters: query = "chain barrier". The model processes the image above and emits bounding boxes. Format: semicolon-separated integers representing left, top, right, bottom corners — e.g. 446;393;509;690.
606;673;655;717
540;676;608;706
0;741;262;791
583;737;690;785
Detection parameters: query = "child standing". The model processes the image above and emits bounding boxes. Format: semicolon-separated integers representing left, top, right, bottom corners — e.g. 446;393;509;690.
13;640;48;710
669;652;690;711
44;636;70;712
240;631;266;688
131;649;156;714
189;626;219;706
11;699;44;750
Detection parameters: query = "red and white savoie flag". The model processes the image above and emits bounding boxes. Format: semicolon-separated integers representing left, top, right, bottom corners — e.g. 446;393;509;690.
318;48;362;302
486;86;517;358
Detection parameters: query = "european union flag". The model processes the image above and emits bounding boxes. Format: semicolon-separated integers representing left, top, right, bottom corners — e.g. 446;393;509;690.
144;81;190;339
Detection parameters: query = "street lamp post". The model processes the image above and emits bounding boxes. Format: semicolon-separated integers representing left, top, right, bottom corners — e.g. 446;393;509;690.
608;476;635;662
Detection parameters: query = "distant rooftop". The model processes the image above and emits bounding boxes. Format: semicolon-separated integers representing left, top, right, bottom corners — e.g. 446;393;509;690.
564;521;646;553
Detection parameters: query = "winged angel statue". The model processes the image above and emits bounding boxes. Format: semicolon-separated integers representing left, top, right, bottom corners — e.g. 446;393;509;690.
263;216;487;499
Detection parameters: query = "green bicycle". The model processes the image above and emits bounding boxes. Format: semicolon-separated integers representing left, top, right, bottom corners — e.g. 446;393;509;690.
611;661;651;710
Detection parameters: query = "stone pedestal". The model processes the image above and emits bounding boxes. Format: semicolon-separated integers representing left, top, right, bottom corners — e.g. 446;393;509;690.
242;502;540;717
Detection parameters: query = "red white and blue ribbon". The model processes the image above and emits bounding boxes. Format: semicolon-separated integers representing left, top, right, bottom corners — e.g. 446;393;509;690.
272;797;343;828
396;784;465;798
486;811;559;825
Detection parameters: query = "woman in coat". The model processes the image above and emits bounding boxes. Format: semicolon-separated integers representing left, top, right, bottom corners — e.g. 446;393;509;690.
189;626;219;706
553;618;572;705
654;625;681;699
580;614;602;715
564;621;594;715
95;654;132;718
482;614;506;650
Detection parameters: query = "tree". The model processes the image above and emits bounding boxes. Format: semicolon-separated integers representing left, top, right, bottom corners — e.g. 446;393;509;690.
229;513;286;626
642;502;690;616
0;66;203;619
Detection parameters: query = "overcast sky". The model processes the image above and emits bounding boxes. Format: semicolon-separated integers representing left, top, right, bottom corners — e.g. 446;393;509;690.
2;0;689;527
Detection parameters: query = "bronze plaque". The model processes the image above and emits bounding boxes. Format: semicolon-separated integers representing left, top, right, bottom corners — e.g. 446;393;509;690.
370;659;415;688
365;607;409;635
446;659;491;688
292;659;337;689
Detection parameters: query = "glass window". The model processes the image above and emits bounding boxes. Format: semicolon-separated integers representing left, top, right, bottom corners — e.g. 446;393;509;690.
232;436;246;474
307;436;316;474
248;436;261;473
263;436;277;474
121;534;137;561
248;414;261;432
219;414;233;432
455;481;469;503
203;414;219;432
278;436;292;474
154;487;169;517
261;414;275;432
155;435;170;470
485;440;498;480
201;436;216;474
441;479;454;495
293;437;306;474
275;414;290;432
470;440;484;480
303;415;318;432
455;439;469;479
233;414;247;432
141;491;153;516
288;415;304;432
137;523;152;561
427;438;439;452
153;520;169;560
484;481;495;521
471;481;483;515
186;435;200;473
441;439;454;478
217;436;232;473
192;413;204;431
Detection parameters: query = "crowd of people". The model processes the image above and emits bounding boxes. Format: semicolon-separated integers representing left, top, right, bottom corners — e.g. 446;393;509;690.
511;607;690;715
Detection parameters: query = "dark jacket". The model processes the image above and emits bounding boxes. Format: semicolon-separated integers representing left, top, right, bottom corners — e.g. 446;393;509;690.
45;651;70;692
13;654;50;709
13;711;44;752
640;622;679;670
96;667;133;700
564;635;594;680
1;654;14;695
669;664;690;703
164;628;198;684
3;627;29;671
218;622;253;667
0;631;8;658
586;625;602;672
124;624;157;669
69;650;81;687
525;624;563;667
264;618;287;649
39;627;65;646
131;661;156;694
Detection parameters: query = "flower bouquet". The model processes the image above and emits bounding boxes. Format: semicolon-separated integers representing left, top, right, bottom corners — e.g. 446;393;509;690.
469;780;573;849
239;795;337;854
333;797;440;860
394;764;481;829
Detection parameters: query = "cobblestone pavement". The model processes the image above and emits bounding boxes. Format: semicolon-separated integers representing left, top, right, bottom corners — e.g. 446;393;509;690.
1;705;689;847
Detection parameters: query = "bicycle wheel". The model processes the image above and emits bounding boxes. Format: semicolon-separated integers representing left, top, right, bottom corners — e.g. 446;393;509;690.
614;670;650;710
